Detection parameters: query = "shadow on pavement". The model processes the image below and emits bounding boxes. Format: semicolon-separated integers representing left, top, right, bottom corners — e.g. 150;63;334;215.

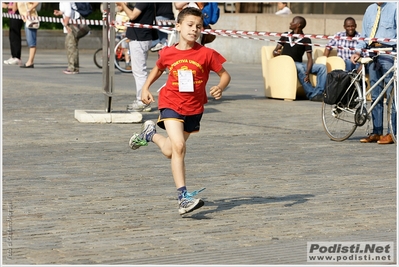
184;193;315;219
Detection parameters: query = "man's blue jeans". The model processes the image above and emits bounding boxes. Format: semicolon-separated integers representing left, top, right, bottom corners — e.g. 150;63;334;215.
295;62;327;99
344;59;360;72
369;54;396;135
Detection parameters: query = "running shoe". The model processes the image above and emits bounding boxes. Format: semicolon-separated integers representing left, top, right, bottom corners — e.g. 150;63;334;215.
178;188;206;215
63;69;79;75
127;100;151;112
128;120;156;150
4;57;21;65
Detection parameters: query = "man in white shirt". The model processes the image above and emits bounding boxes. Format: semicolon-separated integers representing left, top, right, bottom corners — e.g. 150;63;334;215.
54;2;90;74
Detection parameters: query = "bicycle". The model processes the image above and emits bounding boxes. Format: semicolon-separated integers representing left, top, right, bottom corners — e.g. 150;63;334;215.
321;48;397;143
93;36;132;73
93;27;177;73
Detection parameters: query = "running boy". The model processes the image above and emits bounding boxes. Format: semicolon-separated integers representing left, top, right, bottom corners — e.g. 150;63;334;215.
128;7;231;215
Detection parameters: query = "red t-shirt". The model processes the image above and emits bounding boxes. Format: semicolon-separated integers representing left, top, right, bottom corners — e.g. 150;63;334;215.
156;43;226;115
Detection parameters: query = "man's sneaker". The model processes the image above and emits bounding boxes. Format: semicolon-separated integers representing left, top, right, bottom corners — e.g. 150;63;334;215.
127;100;151;112
63;69;79;75
4;57;13;64
178;188;206;215
128;120;156;150
4;57;21;65
150;42;165;52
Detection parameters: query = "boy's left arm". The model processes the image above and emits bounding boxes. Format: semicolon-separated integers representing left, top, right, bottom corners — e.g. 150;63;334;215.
210;67;231;100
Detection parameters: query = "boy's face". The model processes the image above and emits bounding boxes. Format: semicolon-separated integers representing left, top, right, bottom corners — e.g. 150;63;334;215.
176;15;203;43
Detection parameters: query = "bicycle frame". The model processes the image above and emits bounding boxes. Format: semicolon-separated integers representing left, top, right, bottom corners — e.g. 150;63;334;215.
357;54;397;117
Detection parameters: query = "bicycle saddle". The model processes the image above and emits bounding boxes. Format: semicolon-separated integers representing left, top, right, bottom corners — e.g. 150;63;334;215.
358;57;373;64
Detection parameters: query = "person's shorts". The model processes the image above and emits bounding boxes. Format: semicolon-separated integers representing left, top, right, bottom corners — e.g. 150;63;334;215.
24;26;37;47
157;108;203;133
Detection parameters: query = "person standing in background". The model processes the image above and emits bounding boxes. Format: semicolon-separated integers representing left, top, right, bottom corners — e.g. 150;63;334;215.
117;2;158;112
3;2;23;66
114;4;131;70
54;2;91;75
275;2;292;15
150;3;175;52
350;2;397;144
17;2;40;68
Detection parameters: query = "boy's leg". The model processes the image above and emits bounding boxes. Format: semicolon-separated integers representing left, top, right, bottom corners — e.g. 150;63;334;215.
155;119;203;215
161;120;189;188
130;116;204;214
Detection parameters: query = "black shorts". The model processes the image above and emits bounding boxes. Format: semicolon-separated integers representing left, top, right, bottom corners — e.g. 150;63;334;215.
157;108;203;133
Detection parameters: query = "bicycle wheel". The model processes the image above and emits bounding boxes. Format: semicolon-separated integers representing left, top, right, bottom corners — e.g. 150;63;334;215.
387;87;397;143
114;37;132;73
321;87;358;141
93;48;103;69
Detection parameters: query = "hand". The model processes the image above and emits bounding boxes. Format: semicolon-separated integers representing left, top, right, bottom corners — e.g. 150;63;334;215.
350;53;361;65
210;85;223;100
141;90;154;105
304;74;310;83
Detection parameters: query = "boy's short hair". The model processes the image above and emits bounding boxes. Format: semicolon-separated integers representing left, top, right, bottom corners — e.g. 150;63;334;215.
177;7;203;24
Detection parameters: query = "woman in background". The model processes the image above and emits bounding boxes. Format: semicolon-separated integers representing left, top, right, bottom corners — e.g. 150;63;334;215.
3;2;23;66
275;2;292;15
17;2;40;68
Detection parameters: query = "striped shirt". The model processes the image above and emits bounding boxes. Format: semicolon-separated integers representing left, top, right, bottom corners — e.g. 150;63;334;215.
326;31;360;60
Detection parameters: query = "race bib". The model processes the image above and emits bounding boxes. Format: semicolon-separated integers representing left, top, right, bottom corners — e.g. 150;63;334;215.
178;70;194;92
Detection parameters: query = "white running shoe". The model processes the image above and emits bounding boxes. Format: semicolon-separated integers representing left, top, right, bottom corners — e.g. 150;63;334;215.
127;100;151;112
128;120;157;150
178;188;206;215
4;57;13;65
150;42;165;52
8;58;22;65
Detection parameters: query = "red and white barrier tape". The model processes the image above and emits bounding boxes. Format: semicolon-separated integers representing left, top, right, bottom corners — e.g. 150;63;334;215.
3;12;397;54
207;29;397;55
2;12;104;26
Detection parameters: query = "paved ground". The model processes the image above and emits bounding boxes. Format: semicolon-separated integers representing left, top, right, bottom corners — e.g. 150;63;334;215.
2;48;397;265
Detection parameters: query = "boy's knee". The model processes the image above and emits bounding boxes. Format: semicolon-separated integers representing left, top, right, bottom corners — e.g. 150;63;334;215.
172;141;186;155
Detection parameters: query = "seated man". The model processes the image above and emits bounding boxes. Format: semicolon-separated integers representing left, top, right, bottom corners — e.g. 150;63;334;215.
323;17;361;72
273;16;326;102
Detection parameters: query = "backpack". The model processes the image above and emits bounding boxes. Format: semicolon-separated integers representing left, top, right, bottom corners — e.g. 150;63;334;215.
200;3;220;27
74;2;93;18
323;69;353;105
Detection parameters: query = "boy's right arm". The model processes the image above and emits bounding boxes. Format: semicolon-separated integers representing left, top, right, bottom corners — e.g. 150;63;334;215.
141;65;165;105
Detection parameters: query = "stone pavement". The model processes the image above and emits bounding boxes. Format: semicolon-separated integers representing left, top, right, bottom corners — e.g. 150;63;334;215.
2;48;397;265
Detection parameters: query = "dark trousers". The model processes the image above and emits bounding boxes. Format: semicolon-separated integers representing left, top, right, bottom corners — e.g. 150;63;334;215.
9;17;23;59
